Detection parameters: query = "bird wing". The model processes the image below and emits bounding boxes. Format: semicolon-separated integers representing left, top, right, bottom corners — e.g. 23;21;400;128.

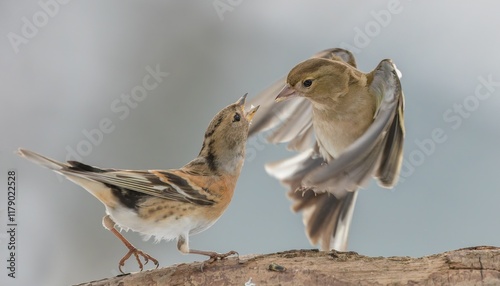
248;48;357;151
17;148;215;206
66;162;216;206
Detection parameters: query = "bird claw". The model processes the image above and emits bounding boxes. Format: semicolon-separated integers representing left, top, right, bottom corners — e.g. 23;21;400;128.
199;250;239;271
118;248;159;274
208;250;239;262
296;186;313;197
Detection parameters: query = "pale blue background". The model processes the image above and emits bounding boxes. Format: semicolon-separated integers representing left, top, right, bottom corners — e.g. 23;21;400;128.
1;1;500;285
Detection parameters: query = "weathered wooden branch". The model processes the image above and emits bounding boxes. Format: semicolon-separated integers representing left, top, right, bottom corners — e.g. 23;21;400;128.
76;246;500;285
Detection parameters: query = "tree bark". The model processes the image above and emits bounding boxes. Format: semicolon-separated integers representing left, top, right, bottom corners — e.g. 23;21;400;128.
75;246;500;286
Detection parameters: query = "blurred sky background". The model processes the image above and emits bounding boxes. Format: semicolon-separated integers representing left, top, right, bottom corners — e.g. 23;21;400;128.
1;1;500;285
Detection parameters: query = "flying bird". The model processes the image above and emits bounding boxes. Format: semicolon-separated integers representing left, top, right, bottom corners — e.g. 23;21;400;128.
18;95;259;272
248;48;405;251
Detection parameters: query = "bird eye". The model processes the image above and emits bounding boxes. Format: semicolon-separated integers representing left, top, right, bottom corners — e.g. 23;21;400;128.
303;79;313;87
233;113;241;122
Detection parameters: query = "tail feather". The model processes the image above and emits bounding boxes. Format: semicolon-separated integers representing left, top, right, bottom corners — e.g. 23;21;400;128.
17;148;109;176
17;148;68;171
266;149;358;251
301;191;357;251
17;148;126;208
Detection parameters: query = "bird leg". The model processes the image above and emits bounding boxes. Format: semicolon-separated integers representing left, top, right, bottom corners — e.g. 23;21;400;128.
177;235;238;270
102;215;159;273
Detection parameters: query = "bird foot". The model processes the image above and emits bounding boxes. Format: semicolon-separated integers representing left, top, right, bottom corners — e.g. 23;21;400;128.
118;247;159;274
296;186;315;196
207;250;239;263
200;250;239;271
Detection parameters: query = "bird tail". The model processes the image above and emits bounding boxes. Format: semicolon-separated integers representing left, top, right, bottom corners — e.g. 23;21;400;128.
290;189;358;251
265;148;358;251
17;148;69;172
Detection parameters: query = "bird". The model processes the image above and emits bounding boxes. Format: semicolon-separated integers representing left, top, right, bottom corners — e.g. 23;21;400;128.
248;48;405;251
17;94;259;273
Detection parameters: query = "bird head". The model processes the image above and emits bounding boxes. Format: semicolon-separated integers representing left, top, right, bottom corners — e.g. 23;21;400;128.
275;58;360;104
199;94;259;173
204;94;259;142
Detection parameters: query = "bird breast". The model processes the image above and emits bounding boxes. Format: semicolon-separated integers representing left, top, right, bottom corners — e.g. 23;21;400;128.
312;102;374;161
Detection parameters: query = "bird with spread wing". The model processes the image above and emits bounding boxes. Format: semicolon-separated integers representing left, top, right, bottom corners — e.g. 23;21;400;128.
248;48;405;251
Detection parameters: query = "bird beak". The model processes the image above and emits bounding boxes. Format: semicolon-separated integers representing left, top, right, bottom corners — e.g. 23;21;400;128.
246;105;260;121
236;93;259;120
236;93;247;106
275;84;297;102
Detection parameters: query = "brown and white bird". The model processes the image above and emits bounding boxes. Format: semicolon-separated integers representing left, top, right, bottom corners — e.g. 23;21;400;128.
248;48;405;251
18;95;259;273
